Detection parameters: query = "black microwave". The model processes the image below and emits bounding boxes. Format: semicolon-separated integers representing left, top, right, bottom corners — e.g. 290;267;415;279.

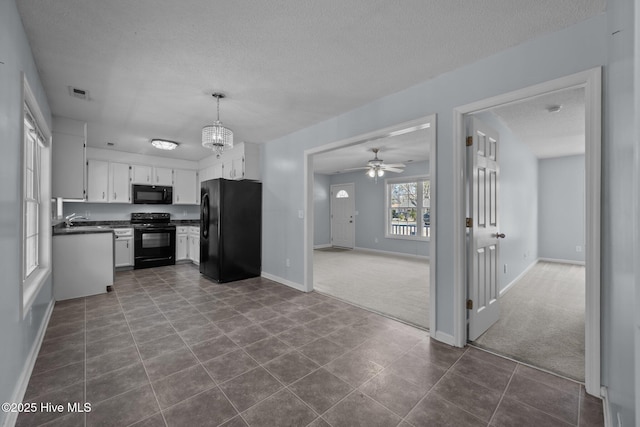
132;185;173;204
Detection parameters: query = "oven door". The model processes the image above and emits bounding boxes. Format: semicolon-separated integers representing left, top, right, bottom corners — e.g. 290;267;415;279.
134;227;176;269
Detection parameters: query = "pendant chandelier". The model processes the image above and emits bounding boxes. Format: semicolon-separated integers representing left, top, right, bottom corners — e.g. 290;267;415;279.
202;93;233;154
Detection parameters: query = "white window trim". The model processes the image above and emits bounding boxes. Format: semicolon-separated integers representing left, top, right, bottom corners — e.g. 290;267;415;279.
385;174;430;242
21;75;52;318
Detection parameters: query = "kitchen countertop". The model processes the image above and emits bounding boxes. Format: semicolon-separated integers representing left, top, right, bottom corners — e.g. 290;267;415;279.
53;226;114;236
52;219;199;235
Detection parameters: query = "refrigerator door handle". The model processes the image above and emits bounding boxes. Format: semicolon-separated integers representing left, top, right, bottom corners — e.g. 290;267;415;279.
201;193;209;239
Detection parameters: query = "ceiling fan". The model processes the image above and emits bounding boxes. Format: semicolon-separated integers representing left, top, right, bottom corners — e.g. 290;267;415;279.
344;148;405;181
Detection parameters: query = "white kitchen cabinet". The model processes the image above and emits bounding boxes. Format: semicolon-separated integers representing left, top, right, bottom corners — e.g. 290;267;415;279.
223;156;245;180
176;226;189;261
114;228;134;267
154;167;173;186
131;164;152;184
188;226;200;265
109;162;131;203
52;118;86;200
87;159;109;202
173;169;198;205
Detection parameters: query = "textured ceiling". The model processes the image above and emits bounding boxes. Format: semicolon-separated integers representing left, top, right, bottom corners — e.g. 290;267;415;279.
490;87;585;158
313;126;431;175
16;0;604;161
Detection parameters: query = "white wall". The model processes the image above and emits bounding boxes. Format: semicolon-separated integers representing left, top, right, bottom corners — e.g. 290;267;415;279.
327;161;430;257
0;1;54;425
261;7;636;423
538;155;585;263
472;111;539;292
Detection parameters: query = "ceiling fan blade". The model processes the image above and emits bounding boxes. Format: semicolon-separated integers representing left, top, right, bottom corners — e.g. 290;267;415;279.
383;167;405;173
383;163;406;168
342;166;370;171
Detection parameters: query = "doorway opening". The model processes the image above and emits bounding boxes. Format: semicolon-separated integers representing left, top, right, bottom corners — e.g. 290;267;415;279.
304;115;437;331
452;68;601;395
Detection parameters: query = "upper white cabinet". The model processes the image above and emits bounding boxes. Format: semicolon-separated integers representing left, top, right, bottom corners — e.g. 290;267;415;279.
173;169;198;205
131;165;152;184
154;167;173;186
87;159;109;203
88;160;131;203
52;117;86;200
200;142;260;183
133;165;173;186
109;162;131;203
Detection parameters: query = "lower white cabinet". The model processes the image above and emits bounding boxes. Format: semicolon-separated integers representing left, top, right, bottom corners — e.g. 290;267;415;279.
114;228;134;267
176;226;189;261
188;226;200;265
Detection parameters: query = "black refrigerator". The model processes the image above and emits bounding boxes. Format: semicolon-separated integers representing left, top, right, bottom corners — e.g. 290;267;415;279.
200;179;262;283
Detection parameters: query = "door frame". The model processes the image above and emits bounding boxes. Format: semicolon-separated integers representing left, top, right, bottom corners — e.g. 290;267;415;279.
451;67;601;395
303;114;437;334
330;183;355;248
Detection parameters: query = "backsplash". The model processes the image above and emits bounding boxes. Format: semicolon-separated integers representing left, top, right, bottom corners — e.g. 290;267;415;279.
63;202;200;221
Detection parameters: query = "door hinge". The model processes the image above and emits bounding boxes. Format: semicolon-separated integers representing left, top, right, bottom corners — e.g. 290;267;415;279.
466;136;473;146
466;217;473;227
467;299;473;310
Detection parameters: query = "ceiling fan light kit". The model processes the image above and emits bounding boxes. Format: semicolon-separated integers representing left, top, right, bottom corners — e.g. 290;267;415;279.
343;148;405;183
202;93;234;154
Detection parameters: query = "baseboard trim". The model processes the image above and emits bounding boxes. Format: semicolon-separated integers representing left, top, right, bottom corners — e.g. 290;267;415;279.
313;244;332;249
433;331;456;346
538;257;586;266
353;246;429;261
499;260;538;297
3;299;55;427
261;272;307;292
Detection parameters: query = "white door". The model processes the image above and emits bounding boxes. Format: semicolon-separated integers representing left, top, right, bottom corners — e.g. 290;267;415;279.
330;183;355;249
467;117;502;341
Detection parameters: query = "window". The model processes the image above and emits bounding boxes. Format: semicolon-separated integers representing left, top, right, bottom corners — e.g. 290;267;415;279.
336;190;349;198
386;176;430;239
21;76;52;316
24;109;42;278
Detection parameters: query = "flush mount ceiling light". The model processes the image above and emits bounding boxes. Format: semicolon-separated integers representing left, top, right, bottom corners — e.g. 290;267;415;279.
151;139;179;150
547;104;563;113
202;93;234;154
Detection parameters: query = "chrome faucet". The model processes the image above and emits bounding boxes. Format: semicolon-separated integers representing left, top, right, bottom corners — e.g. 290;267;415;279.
65;213;88;227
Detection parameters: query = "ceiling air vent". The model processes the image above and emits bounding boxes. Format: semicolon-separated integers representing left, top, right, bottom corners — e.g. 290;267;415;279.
68;86;90;100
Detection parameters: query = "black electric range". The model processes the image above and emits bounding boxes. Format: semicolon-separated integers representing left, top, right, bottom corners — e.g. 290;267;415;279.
131;213;176;269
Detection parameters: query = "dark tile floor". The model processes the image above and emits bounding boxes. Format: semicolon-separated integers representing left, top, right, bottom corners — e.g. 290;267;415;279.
18;264;604;427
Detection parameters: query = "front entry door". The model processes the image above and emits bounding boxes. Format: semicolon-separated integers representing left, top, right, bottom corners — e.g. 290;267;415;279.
467;117;502;341
330;183;355;249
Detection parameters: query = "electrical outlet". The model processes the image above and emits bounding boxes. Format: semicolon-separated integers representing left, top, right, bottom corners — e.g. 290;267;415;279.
576;245;583;253
85;211;90;218
286;258;290;268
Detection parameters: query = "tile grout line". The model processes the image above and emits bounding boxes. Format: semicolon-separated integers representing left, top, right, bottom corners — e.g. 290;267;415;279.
486;359;517;426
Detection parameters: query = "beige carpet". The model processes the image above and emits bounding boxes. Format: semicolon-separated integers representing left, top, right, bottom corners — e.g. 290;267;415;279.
473;261;585;381
313;248;429;328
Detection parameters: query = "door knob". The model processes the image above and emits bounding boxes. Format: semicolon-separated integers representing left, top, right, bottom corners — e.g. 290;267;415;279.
496;233;506;239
